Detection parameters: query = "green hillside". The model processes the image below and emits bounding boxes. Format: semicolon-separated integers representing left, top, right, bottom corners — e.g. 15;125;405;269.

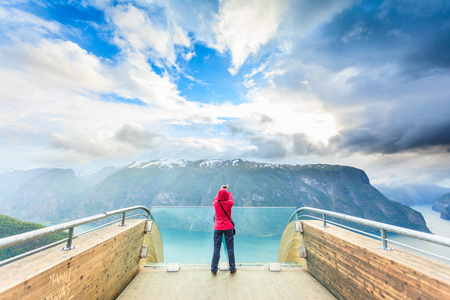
0;215;67;261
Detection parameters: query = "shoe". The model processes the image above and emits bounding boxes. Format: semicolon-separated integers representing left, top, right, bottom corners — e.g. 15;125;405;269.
230;269;236;275
211;271;217;275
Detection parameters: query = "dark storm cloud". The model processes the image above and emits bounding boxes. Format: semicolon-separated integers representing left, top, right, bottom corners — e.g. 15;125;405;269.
396;121;450;150
266;0;450;157
288;0;450;77
404;29;450;75
332;119;450;154
330;128;400;154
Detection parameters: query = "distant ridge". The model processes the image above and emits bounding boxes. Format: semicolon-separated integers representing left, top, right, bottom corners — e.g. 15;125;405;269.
125;158;336;170
375;184;450;206
0;159;430;233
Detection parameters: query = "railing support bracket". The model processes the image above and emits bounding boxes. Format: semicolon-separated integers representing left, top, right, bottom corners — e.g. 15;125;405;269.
322;214;329;228
295;221;303;233
299;246;308;258
60;228;76;251
379;229;393;251
140;246;149;258
60;246;76;251
145;221;153;233
119;212;127;227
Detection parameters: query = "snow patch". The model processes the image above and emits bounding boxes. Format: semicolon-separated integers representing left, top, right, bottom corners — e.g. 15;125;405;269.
128;159;188;170
199;159;223;168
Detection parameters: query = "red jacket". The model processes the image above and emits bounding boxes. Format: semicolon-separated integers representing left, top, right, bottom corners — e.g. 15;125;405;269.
213;189;234;230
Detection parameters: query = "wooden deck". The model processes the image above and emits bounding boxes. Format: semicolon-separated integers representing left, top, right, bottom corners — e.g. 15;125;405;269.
117;263;336;300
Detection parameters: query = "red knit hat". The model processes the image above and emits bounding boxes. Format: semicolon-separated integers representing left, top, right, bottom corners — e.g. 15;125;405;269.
217;189;229;201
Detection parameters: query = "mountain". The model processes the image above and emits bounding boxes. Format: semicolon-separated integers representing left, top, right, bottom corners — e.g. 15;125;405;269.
432;193;450;220
76;159;429;233
0;159;430;233
0;214;67;261
0;168;50;209
77;166;123;185
375;184;450;206
3;169;89;223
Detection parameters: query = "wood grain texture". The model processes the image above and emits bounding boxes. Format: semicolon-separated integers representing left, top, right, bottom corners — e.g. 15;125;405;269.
117;265;335;300
277;221;306;266
0;218;162;300
140;220;164;269
302;220;450;300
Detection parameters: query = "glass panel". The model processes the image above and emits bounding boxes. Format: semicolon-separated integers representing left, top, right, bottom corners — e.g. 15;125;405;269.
151;207;295;263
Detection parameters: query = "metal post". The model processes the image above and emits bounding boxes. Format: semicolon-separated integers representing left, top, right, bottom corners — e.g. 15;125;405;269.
60;227;76;251
119;212;126;226
322;214;328;227
378;229;393;251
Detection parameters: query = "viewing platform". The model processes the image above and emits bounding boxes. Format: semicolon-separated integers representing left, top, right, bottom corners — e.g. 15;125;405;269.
118;263;335;300
1;206;450;299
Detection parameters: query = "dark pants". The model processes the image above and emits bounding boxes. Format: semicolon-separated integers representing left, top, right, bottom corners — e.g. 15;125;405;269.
211;229;236;273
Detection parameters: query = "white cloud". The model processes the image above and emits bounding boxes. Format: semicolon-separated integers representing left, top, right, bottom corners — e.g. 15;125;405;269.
106;4;191;66
184;51;196;61
0;1;449;188
0;6;61;41
213;0;289;74
0;39;109;93
235;88;338;144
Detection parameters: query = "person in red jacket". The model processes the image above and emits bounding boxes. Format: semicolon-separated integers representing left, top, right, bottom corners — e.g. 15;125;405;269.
211;185;236;275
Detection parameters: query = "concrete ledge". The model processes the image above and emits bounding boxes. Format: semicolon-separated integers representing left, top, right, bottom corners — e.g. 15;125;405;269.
0;219;163;300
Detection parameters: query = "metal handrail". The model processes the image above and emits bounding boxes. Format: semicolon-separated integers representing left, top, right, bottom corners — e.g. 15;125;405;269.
289;207;450;250
0;206;151;251
0;212;148;266
300;213;450;262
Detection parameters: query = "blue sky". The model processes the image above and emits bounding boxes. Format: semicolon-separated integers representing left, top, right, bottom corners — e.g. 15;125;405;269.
0;0;449;187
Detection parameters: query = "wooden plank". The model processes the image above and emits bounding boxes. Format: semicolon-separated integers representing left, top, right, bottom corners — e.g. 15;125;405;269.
118;266;335;300
226;269;283;300
301;220;450;300
116;269;182;300
118;268;229;300
0;219;152;300
306;226;446;299
172;269;227;300
306;229;420;299
268;269;335;299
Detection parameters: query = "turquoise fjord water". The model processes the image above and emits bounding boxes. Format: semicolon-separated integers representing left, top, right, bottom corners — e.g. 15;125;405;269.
74;205;450;264
156;206;450;263
160;229;283;263
152;207;294;264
